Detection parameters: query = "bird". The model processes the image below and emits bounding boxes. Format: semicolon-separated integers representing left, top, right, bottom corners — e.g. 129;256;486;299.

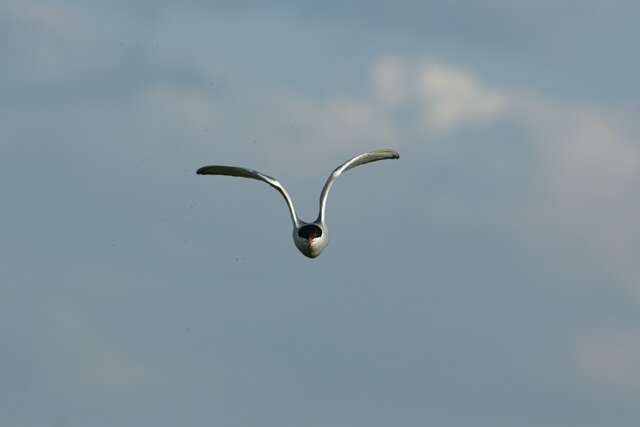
196;149;400;258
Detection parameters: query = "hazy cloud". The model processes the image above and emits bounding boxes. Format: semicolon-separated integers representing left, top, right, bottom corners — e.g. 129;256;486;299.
417;62;510;131
3;2;640;426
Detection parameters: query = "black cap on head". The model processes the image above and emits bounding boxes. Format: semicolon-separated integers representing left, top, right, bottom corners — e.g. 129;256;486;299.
298;224;322;239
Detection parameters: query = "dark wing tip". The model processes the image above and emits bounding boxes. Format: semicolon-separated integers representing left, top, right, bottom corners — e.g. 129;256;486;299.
380;149;399;160
196;166;212;175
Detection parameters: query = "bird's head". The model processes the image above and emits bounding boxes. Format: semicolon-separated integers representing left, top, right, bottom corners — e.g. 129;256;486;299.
293;223;328;258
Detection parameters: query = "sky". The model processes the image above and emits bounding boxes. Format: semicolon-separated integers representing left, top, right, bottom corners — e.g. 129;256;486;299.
2;1;640;426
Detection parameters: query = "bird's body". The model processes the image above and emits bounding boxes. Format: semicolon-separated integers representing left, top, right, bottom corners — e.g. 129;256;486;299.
196;149;399;258
292;222;328;258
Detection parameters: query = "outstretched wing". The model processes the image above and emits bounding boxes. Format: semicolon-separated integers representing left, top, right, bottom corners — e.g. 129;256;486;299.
317;149;400;222
197;165;299;227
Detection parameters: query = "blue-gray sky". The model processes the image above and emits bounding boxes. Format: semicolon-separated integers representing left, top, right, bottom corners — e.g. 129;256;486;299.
2;1;640;426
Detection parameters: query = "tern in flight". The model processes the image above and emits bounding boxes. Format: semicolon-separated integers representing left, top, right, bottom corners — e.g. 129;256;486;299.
196;149;400;258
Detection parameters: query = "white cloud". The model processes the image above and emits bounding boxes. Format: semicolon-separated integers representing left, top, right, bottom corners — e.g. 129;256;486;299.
515;100;640;293
367;59;640;392
522;103;640;208
417;63;509;131
368;58;640;295
370;58;510;132
371;57;412;106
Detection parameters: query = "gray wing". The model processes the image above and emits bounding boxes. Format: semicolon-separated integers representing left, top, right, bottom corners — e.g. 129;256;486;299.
317;149;400;222
197;165;299;227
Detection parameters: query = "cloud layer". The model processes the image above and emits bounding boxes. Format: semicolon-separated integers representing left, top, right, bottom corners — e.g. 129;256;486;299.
3;1;640;426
